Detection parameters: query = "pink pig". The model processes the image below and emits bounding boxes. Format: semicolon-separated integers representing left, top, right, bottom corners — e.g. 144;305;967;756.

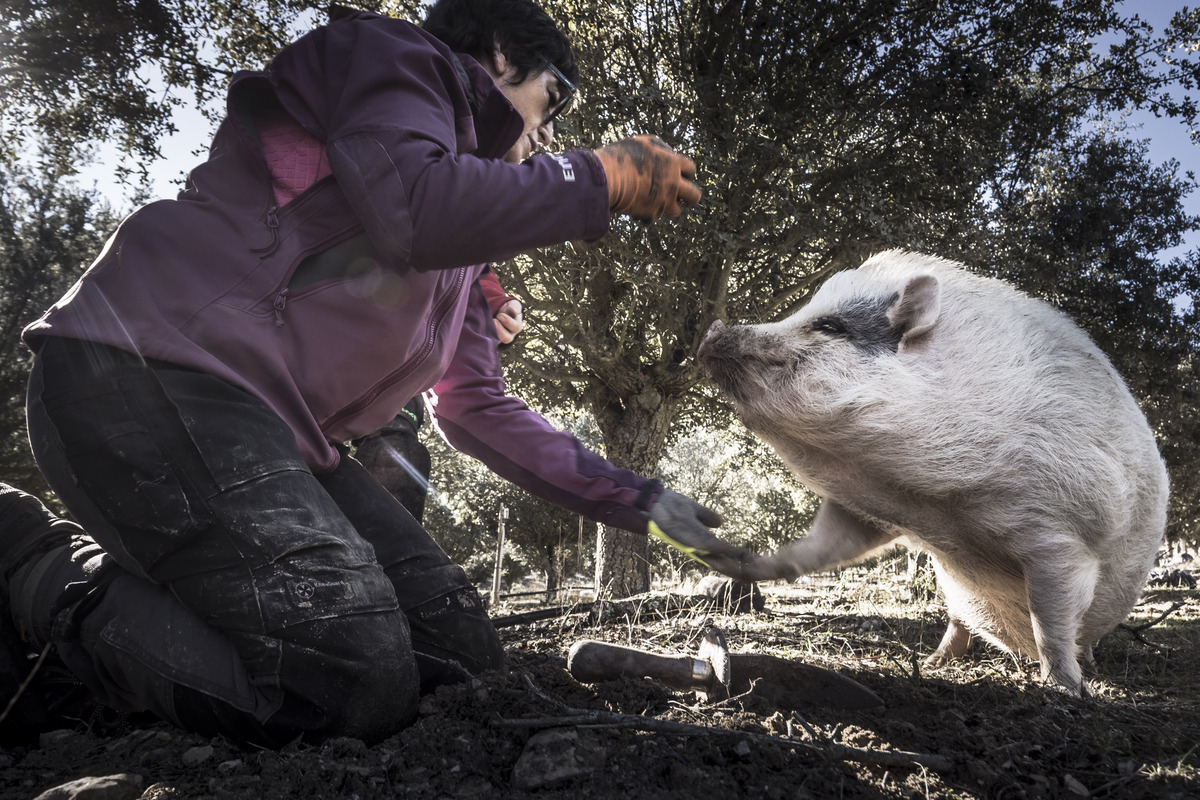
698;250;1168;694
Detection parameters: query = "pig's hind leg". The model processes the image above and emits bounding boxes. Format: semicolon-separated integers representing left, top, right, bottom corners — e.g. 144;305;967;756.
1023;541;1100;696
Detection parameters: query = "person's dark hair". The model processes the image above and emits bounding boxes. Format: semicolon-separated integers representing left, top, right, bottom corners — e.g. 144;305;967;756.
422;0;578;88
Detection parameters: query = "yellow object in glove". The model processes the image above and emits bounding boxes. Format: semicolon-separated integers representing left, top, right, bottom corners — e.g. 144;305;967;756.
648;520;713;565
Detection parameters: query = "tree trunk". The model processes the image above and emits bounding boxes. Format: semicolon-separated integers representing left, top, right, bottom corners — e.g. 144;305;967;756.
544;544;561;603
590;380;681;598
594;524;649;597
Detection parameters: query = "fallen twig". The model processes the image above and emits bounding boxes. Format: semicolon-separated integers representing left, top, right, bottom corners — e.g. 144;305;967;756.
492;604;594;628
492;709;956;773
1121;600;1186;633
0;641;52;728
492;590;725;629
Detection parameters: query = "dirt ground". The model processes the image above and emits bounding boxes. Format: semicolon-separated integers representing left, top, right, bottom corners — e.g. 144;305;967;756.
2;563;1197;800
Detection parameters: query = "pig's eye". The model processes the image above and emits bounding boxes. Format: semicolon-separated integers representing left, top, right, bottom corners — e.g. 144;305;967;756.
811;317;847;336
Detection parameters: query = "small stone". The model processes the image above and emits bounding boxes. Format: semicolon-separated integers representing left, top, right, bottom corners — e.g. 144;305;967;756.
511;728;607;790
217;759;244;775
181;744;214;766
1063;774;1090;797
733;740;752;758
38;729;80;748
105;730;170;754
30;773;144;800
452;774;495;798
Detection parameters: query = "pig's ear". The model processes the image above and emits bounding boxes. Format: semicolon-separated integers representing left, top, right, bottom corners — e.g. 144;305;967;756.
888;274;940;351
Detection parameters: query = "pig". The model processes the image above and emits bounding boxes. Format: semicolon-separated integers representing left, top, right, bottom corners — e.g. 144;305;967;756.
697;250;1169;694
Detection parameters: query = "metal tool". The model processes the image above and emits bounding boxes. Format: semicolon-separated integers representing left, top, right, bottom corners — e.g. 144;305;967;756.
567;627;884;711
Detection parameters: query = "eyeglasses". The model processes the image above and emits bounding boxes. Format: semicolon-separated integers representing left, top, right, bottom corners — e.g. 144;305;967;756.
540;58;577;125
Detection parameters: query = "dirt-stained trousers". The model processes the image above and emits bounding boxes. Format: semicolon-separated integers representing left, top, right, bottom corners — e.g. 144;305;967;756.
22;336;503;746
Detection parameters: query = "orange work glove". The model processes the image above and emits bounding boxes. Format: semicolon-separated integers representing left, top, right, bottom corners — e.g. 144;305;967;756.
593;135;702;221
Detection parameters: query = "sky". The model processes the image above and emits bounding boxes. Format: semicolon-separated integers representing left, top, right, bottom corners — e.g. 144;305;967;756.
76;6;1200;261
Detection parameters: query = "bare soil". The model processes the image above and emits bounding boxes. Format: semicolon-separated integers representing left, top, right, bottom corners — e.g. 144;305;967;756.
2;564;1197;799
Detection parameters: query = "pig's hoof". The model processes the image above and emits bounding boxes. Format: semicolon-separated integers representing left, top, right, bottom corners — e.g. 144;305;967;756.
922;651;953;669
1042;673;1088;698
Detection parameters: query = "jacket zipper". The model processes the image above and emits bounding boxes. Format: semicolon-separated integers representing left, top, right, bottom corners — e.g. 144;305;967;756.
273;288;289;327
323;267;468;432
252;206;281;257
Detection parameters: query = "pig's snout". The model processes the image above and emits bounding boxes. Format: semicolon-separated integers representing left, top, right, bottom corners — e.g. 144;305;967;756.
699;320;757;399
697;319;726;360
697;319;736;373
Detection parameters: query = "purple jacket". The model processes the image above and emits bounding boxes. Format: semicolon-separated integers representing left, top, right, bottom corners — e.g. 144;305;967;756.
24;8;653;534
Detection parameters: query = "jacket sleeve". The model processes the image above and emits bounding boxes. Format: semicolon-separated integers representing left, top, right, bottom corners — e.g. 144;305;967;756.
429;281;651;534
479;267;516;317
283;13;610;272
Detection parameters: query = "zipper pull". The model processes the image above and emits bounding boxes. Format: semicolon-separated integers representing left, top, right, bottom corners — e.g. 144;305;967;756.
273;288;289;327
253;206;281;256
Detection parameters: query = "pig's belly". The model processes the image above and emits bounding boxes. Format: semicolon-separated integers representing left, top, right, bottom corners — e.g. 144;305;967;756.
930;556;1039;657
933;547;1149;658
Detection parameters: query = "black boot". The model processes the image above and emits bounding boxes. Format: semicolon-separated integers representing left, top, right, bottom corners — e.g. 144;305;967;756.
0;484;96;743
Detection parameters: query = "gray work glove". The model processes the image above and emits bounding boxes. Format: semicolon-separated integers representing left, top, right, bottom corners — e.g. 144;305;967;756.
638;486;747;567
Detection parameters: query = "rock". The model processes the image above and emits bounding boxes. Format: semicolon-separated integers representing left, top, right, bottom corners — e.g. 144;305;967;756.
38;729;81;748
30;773;144;800
511;728;607;790
450;774;495;798
1063;774;1090;797
105;729;171;754
181;744;214;765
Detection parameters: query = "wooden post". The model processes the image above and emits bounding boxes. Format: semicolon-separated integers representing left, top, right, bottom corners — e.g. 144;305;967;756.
491;503;509;606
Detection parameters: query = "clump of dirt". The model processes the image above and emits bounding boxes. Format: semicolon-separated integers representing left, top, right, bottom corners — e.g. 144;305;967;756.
2;570;1198;799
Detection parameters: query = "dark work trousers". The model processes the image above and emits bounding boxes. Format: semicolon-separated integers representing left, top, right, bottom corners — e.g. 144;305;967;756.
24;337;503;746
351;397;432;523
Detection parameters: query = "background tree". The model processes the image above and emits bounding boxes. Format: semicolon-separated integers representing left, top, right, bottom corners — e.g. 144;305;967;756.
3;0;1198;580
417;411;596;597
0;0;424;175
0;152;119;497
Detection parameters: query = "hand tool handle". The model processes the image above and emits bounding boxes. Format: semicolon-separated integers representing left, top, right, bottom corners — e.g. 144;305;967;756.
567;640;710;691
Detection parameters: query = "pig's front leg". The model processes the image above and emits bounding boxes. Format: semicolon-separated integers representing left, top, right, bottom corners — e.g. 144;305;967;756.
707;500;899;582
925;616;972;667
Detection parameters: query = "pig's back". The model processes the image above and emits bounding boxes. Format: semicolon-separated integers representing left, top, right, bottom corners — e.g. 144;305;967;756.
863;254;1167;635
